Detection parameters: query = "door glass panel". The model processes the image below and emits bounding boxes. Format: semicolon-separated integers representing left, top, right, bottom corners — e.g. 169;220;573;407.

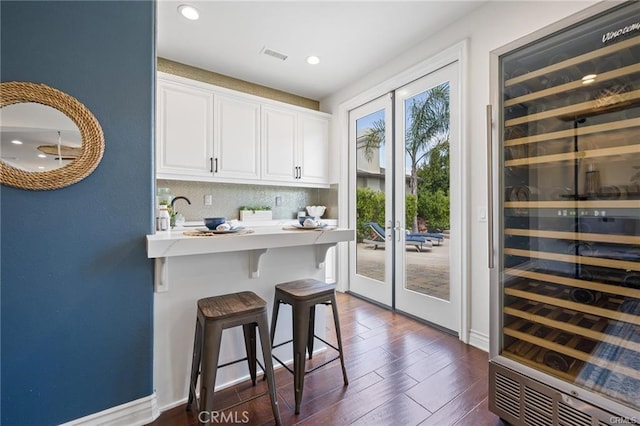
403;83;451;300
356;109;386;283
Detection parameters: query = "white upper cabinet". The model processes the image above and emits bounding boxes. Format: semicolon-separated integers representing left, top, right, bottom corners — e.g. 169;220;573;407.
262;105;298;182
157;79;214;177
262;106;330;185
156;72;330;187
298;113;329;185
214;94;261;180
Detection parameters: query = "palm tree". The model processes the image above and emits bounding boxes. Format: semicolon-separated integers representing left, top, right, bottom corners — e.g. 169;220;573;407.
358;83;450;231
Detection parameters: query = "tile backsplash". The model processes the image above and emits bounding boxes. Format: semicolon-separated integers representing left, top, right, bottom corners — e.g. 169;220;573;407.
157;180;337;222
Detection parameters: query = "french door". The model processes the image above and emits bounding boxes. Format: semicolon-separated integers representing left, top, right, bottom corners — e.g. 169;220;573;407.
348;94;394;307
349;61;461;334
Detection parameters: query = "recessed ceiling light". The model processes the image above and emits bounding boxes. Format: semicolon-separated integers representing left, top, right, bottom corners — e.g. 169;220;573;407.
306;56;320;65
38;154;47;158
38;166;45;170
178;4;199;20
11;140;23;145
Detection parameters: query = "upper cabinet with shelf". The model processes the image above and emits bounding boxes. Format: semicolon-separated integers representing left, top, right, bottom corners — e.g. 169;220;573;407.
156;72;330;188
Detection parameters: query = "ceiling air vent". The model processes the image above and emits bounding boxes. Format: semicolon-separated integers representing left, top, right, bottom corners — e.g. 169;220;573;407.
261;47;288;61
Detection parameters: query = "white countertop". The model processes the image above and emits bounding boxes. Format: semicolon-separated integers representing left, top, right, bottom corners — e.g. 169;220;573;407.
146;222;353;259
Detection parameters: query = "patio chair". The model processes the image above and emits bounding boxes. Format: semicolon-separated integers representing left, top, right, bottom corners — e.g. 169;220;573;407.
362;222;432;252
406;230;445;246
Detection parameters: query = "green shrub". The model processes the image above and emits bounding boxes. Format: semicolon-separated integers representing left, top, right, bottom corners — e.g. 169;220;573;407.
356;189;421;240
355;187;384;241
417;189;449;231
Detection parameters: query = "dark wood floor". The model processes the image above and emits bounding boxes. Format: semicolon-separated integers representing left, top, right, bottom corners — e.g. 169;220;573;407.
149;292;507;426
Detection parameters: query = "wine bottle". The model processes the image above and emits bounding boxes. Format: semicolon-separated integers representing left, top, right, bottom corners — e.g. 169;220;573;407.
622;273;640;289
570;288;602;305
543;350;575;373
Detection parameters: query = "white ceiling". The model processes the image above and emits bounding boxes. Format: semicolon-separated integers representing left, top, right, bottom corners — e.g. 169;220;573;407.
157;1;486;100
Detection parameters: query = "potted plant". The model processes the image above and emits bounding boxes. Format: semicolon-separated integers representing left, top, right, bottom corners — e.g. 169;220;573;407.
239;205;272;222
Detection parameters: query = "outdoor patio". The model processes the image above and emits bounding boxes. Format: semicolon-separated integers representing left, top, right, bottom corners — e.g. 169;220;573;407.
356;236;451;300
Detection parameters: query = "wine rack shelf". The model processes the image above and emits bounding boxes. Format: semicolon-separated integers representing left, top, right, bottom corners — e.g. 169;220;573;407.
505;63;640;107
504;282;640;325
504;117;640;147
505;144;640;167
504;301;640;353
504;268;640;299
506;90;640;127
504;248;640;271
505;35;640;87
504;200;637;208
503;319;640;381
504;228;640;245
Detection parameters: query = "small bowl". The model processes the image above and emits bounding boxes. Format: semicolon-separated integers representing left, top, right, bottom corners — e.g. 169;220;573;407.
204;217;226;230
306;205;326;218
298;216;314;226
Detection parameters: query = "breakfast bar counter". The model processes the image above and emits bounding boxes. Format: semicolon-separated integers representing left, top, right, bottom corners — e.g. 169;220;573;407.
147;224;354;411
147;225;353;259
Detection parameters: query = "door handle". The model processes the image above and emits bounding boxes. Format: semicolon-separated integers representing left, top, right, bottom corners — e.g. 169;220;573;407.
486;104;495;269
214;158;219;174
395;220;402;242
210;157;213;173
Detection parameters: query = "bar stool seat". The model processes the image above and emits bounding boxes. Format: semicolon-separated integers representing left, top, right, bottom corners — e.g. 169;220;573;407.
270;279;348;414
187;291;281;425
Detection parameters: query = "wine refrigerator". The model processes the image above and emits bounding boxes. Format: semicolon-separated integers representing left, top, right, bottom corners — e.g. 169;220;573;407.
488;2;640;424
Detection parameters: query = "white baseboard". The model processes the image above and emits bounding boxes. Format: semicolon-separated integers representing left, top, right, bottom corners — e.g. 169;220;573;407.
468;329;489;352
60;393;159;426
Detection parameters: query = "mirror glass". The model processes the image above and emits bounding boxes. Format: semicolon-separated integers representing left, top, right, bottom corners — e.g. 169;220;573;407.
0;103;81;172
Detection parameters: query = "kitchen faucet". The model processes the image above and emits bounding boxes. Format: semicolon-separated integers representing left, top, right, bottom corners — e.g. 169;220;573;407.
171;196;191;213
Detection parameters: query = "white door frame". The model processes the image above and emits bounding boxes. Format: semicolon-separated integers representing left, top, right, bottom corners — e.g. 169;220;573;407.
337;40;470;342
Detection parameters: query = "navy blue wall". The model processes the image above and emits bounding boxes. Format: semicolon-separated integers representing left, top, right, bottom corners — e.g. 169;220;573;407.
1;1;155;424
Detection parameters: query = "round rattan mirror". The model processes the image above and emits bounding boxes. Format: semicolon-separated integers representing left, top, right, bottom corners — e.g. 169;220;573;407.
0;82;104;190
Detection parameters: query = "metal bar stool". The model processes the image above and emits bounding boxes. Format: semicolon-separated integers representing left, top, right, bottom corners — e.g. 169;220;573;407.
270;278;348;414
187;291;281;425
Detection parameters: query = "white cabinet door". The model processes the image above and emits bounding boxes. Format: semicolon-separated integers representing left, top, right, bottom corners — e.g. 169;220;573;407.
262;106;297;182
298;113;329;185
213;94;261;180
157;79;214;177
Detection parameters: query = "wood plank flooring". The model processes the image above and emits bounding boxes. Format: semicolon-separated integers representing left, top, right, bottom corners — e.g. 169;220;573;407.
148;292;507;426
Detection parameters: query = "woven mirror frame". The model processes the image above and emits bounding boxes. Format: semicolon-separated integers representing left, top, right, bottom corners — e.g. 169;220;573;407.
0;81;104;190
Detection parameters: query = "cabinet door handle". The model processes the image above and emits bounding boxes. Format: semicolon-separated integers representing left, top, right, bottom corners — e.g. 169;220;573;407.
486;104;495;269
214;158;218;173
297;166;301;179
210;157;213;173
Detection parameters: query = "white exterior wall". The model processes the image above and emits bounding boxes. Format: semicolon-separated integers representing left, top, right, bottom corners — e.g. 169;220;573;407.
322;1;601;350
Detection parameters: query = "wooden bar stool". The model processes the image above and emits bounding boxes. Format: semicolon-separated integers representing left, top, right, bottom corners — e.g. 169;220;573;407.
270;278;348;414
187;291;281;426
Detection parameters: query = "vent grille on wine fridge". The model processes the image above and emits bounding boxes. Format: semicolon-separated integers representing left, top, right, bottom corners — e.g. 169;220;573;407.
558;402;592;426
495;372;521;418
524;386;553;425
491;363;622;426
